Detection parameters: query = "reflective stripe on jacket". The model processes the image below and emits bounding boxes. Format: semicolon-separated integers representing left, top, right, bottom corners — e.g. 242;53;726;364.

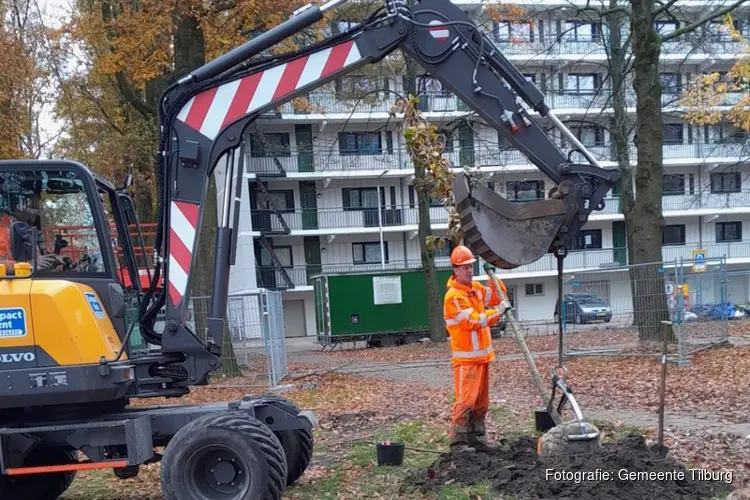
443;275;506;365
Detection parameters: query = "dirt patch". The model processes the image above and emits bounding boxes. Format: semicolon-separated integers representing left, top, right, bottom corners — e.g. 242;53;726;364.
411;433;734;499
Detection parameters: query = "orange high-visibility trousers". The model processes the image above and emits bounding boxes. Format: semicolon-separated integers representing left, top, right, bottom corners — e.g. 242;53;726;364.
449;362;490;445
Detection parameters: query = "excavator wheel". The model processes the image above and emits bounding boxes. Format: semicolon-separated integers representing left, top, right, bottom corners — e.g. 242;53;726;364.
244;394;314;487
2;447;76;500
537;421;601;459
160;411;287;500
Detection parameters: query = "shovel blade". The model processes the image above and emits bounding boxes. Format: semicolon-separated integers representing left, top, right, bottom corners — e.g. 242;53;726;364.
534;409;556;433
452;172;568;269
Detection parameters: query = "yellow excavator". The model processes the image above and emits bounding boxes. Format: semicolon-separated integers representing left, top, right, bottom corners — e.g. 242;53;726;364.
0;0;619;497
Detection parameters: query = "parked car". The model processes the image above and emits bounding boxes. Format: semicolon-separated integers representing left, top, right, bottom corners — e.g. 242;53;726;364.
554;293;612;324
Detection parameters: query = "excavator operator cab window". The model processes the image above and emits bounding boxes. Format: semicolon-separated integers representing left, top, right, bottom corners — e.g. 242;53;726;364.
0;167;107;275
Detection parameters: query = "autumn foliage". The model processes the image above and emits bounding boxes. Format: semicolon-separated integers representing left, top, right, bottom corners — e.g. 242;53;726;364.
51;0;321;219
0;0;41;159
681;14;750;132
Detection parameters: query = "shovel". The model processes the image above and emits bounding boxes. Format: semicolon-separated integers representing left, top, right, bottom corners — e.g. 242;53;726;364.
650;320;672;458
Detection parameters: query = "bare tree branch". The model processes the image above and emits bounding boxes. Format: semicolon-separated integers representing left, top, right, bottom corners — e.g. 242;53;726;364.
653;0;681;17
661;0;749;42
114;72;155;118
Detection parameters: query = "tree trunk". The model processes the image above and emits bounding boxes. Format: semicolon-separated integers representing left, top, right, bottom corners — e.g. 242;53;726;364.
629;0;670;341
414;161;446;342
402;31;445;343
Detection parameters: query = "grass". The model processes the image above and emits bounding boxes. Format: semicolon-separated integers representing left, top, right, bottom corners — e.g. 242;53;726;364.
287;418;502;499
59;418;502;500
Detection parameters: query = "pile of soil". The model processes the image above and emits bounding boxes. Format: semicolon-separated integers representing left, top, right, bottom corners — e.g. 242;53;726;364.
411;433;734;499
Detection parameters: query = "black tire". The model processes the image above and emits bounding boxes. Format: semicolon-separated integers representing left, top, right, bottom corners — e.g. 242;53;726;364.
4;448;76;500
244;395;314;487
160;411;287;500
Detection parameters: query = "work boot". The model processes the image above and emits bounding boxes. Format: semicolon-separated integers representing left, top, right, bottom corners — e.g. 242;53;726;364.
449;431;475;454
449;443;476;454
468;435;502;453
468;422;502;452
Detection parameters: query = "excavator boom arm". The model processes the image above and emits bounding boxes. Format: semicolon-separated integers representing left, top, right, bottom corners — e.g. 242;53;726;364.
142;0;620;385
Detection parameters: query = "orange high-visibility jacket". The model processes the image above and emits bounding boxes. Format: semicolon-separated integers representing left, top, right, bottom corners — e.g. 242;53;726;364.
0;216;10;260
443;275;506;365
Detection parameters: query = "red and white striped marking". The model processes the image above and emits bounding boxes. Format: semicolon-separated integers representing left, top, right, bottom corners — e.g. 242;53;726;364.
177;39;362;139
168;200;199;305
429;20;450;40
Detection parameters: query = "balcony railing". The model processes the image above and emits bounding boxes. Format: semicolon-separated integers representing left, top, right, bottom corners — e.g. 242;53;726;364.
275;86;743;116
256;247;629;287
488;34;743;58
245;141;748;174
252;189;750;234
257;239;750;288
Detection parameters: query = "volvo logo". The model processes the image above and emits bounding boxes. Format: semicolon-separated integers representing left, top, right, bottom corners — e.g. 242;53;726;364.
0;352;35;363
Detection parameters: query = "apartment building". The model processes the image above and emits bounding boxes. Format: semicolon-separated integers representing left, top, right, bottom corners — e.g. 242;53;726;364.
224;0;750;337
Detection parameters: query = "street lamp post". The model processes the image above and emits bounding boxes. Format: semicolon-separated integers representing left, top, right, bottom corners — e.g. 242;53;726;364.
376;169;389;270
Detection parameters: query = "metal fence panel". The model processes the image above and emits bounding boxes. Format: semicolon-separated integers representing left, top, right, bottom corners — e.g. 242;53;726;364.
675;256;730;362
560;258;729;363
189;289;288;387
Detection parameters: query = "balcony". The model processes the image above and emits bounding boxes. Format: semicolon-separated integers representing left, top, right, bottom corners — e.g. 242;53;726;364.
258;239;750;289
488;34;742;58
269;85;743;118
245;141;747;175
252;198;626;234
252;188;750;235
661;190;750;212
256;247;629;287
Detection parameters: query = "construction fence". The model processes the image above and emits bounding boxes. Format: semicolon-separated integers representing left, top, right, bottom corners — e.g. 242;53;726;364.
126;289;288;387
560;256;732;365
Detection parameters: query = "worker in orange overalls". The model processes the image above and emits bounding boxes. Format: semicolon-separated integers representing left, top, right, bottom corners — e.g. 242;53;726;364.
0;214;15;273
443;245;511;453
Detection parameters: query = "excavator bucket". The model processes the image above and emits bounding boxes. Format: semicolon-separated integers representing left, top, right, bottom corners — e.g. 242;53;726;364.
452;172;568;269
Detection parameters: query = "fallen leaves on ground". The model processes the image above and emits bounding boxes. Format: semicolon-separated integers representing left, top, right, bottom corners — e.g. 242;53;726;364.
63;370;454;500
322;327;643;364
654;429;750;488
318;318;750;367
489;343;750;425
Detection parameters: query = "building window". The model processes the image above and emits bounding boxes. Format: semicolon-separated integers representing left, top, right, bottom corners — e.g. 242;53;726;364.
655;21;678;35
249;133;291;157
571;229;602;250
662;124;683;144
566;73;600;93
434;241;452;258
260;245;293;267
525;283;544;296
573;125;604;147
663;174;685;195
660;73;682;92
353;242;388;264
662;225;686;245
338;132;382;155
343;187;384;210
506;180;544;201
408;186;443;207
710;172;741;193
494;21;533;42
257;190;294;212
563;21;597;41
716;222;742;242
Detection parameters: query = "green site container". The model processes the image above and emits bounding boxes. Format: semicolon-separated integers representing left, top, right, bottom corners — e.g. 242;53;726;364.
313;268;454;346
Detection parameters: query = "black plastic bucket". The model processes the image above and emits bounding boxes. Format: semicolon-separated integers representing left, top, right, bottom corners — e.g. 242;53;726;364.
376;441;405;466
